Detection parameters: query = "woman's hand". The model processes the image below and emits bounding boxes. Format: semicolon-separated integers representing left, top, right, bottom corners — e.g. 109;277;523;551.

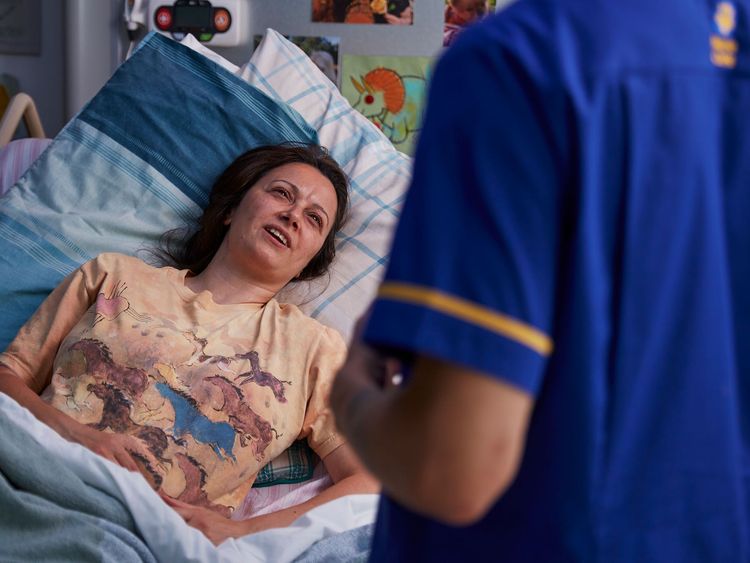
0;366;154;478
161;495;278;544
162;447;380;545
161;495;240;545
72;426;153;474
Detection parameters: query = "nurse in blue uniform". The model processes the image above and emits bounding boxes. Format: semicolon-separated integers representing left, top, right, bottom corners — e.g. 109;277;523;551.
332;0;750;561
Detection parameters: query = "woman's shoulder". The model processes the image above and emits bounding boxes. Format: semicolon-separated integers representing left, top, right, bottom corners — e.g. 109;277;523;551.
84;252;160;276
268;300;347;350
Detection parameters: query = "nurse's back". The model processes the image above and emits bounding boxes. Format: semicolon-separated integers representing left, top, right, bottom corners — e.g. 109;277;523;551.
369;0;750;560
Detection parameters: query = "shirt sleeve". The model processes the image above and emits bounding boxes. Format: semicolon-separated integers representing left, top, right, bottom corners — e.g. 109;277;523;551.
297;325;348;459
0;259;101;393
364;27;568;395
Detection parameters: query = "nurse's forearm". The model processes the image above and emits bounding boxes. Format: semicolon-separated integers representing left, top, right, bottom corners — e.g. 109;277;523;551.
333;355;533;525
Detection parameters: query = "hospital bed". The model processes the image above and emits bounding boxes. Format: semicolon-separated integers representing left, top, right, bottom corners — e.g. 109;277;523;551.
0;92;46;147
0;29;411;561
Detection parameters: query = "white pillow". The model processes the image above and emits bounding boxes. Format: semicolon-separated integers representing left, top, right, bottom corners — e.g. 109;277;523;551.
239;29;412;343
180;34;240;74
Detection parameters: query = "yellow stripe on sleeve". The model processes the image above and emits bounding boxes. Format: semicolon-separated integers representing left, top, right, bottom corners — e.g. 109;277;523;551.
378;282;554;356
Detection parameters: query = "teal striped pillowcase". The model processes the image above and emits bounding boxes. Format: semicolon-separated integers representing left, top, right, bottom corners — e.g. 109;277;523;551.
0;32;318;351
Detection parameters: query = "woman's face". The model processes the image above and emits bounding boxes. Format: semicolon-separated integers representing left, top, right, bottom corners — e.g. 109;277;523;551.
222;162;338;288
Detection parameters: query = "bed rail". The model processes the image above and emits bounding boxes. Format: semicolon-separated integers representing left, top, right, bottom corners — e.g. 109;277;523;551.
0;93;46;148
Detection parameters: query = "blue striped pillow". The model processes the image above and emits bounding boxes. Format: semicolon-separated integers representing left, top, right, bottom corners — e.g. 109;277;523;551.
0;32;318;351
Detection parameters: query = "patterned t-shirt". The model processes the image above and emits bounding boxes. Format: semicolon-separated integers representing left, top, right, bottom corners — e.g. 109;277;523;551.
0;253;346;515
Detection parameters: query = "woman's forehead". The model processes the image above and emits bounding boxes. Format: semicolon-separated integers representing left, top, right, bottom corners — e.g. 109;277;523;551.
257;163;338;211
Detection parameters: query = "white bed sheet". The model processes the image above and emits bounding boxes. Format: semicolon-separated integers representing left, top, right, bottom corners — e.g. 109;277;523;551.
0;392;377;562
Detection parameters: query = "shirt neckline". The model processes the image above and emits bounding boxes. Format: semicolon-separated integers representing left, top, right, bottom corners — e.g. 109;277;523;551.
166;266;268;312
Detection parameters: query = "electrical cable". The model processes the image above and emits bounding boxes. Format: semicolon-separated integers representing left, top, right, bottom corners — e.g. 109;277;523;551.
123;0;148;60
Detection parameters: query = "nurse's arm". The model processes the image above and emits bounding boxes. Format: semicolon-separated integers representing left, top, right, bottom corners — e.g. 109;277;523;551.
332;349;534;526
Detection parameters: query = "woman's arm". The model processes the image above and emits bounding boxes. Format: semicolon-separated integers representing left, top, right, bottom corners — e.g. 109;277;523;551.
0;257;157;475
0;364;152;473
246;443;379;529
165;443;379;545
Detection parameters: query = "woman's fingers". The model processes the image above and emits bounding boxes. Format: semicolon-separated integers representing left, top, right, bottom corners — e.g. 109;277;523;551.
159;497;236;544
163;497;198;523
127;435;153;460
160;493;197;521
170;504;192;519
81;429;140;472
113;449;139;472
160;493;186;508
161;495;207;523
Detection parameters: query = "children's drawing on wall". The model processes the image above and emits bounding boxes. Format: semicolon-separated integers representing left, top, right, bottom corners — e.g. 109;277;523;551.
312;0;414;25
341;55;431;155
444;0;496;46
254;35;341;86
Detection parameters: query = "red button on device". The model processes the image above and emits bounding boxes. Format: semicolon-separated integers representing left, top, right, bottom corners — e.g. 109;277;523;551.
213;8;231;32
155;7;173;30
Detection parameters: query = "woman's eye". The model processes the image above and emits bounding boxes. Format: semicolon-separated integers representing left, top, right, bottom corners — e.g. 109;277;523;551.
273;187;291;200
308;213;322;226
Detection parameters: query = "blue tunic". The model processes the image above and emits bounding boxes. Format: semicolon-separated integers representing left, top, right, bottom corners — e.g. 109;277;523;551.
364;0;750;560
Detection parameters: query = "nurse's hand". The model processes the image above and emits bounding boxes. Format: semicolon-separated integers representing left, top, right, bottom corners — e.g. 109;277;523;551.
330;313;401;437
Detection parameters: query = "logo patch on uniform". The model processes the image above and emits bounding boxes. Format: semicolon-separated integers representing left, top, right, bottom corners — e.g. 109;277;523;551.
711;1;739;68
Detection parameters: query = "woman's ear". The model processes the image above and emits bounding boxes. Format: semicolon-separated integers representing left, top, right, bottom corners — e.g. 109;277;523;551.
224;209;234;226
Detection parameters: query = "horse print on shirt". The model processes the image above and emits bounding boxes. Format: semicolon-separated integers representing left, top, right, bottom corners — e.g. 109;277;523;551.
68;338;149;397
155;382;238;462
179;330;292;402
206;375;279;461
173;452;232;517
61;276;293;513
85;381;171;489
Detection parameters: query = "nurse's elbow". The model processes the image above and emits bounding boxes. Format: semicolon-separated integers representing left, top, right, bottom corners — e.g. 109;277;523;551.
412;452;519;526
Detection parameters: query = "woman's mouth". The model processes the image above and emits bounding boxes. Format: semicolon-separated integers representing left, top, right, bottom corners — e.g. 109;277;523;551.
265;227;289;247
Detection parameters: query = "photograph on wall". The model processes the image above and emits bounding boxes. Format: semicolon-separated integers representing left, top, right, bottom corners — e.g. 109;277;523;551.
254;34;341;86
0;0;41;55
443;0;496;46
341;54;431;155
312;0;414;25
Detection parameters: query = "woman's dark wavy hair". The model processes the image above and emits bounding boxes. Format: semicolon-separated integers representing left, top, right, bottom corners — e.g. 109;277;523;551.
158;144;349;281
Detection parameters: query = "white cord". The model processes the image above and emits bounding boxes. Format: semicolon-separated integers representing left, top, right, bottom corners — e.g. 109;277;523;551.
123;0;148;60
125;39;136;60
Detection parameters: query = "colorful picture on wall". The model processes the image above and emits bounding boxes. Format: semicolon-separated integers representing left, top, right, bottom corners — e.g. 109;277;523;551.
444;0;496;46
341;55;431;155
312;0;414;25
254;35;341;86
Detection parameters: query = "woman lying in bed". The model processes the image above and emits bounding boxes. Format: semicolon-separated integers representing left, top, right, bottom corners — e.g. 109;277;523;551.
0;144;377;544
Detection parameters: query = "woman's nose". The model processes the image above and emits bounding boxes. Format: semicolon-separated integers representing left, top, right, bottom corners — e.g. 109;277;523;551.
280;209;300;230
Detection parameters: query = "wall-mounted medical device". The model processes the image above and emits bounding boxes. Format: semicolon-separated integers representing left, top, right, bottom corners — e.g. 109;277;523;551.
148;0;245;47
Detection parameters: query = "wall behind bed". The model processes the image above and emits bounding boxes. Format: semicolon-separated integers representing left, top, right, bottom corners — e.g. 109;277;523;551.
0;0;66;139
12;0;449;137
219;0;443;62
1;0;514;139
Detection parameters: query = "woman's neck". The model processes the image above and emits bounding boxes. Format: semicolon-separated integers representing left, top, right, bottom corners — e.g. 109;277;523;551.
184;259;280;306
